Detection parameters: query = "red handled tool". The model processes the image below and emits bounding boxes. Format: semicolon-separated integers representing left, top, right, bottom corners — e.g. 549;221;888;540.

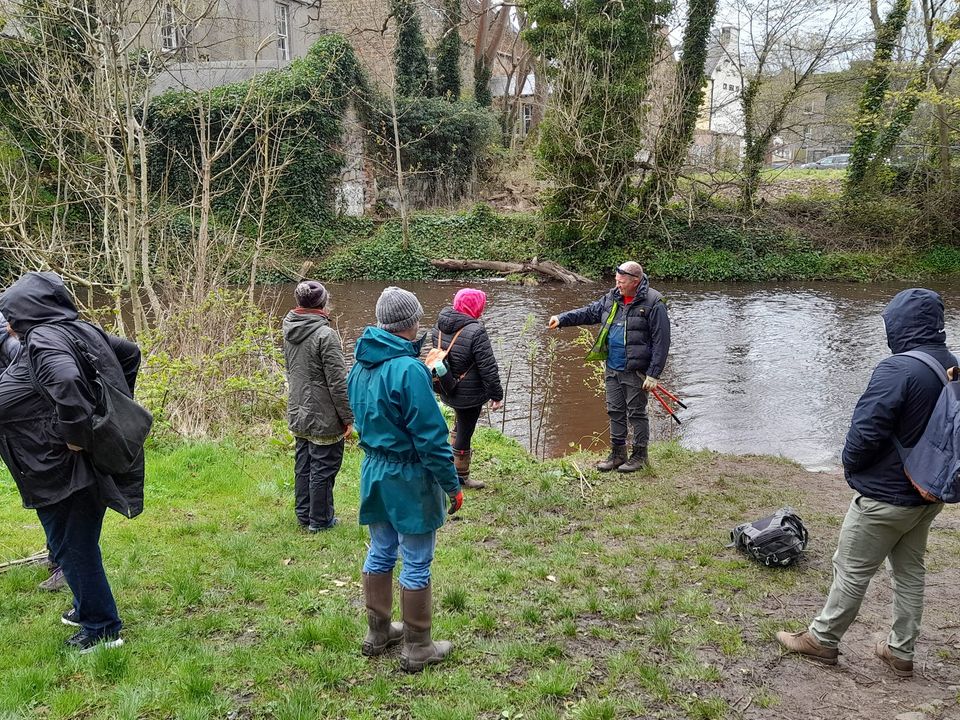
655;385;688;409
650;384;687;425
651;387;682;425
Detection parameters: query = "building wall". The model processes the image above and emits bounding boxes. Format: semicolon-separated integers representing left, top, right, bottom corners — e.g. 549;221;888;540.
708;58;743;136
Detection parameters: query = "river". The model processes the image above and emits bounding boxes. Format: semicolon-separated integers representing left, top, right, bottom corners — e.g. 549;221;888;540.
259;279;960;470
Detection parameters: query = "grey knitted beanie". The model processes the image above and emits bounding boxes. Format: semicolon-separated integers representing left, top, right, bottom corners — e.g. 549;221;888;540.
376;286;423;332
295;280;329;309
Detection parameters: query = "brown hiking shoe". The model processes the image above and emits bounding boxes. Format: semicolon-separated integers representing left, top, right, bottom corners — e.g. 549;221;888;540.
617;445;649;473
596;445;628;472
776;630;838;665
875;641;913;678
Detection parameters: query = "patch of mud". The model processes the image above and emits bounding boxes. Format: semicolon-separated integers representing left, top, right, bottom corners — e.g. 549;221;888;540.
680;454;960;719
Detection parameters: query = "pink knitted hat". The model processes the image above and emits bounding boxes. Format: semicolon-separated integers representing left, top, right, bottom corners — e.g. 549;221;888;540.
453;288;487;319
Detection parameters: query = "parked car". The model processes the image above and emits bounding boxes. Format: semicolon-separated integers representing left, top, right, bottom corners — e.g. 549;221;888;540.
800;153;850;170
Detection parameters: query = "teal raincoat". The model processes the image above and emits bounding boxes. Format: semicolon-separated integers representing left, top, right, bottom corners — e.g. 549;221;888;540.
347;326;460;534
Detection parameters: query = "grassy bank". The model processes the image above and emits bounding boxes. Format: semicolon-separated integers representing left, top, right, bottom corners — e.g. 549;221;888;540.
2;432;959;719
314;202;960;283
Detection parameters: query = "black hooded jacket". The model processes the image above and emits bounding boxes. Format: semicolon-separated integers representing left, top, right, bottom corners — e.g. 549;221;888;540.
431;307;503;410
0;272;143;514
842;288;957;506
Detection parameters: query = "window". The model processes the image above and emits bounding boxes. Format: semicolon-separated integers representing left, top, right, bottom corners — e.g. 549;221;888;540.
160;3;178;52
522;105;533;134
275;3;290;61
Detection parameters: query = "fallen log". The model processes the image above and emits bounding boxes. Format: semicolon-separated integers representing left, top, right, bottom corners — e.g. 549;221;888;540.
430;258;592;284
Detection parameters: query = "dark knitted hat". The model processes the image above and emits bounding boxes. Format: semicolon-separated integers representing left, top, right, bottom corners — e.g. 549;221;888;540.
295;281;328;309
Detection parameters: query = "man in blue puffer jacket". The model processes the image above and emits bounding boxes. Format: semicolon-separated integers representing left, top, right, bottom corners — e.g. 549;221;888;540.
777;288;955;678
548;262;671;472
348;286;463;673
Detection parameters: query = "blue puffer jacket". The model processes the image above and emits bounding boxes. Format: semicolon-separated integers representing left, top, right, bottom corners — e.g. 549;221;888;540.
557;274;671;378
843;288;958;506
347;327;460;534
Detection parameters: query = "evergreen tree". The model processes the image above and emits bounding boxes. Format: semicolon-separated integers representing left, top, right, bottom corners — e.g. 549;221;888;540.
435;0;462;100
391;0;432;96
473;58;492;107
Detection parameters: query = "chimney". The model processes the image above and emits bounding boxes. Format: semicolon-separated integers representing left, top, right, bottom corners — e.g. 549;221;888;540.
720;26;739;54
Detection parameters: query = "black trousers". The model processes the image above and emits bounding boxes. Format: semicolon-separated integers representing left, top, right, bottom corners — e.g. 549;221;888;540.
294;438;344;528
453;406;484;451
36;486;121;638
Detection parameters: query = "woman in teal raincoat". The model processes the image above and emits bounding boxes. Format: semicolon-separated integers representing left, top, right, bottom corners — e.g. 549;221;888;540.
347;286;462;673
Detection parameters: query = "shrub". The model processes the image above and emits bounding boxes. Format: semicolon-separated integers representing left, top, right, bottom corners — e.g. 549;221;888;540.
365;97;499;205
138;290;286;438
148;35;367;227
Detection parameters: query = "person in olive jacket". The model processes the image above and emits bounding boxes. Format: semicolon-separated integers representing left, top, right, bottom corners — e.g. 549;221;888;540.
430;288;503;489
283;281;353;532
348;286;463;673
0;272;141;654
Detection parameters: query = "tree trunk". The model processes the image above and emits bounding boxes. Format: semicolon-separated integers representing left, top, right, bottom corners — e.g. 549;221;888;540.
846;0;912;192
429;258;591;283
639;0;718;211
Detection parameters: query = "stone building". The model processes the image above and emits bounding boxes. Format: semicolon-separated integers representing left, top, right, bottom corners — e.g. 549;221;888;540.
691;26;745;168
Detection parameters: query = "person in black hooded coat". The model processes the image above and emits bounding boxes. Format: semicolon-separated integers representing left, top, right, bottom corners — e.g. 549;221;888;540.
0;272;141;654
429;288;503;489
777;288;955;677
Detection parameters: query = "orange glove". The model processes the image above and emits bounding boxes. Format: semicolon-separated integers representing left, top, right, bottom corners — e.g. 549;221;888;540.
448;489;463;515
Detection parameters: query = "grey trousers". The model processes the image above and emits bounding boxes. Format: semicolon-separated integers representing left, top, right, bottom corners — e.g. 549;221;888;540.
604;367;650;447
809;494;943;660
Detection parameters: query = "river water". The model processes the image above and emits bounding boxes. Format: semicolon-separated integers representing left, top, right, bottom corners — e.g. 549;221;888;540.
260;279;960;470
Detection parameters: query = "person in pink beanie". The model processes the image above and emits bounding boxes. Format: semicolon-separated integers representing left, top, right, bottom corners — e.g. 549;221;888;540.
428;288;503;489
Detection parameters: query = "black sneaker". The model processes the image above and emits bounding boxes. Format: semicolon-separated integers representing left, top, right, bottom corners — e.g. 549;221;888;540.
308;517;340;533
65;630;124;654
61;608;81;627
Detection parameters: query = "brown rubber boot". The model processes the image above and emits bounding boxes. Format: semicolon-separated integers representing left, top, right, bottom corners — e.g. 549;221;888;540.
361;572;403;657
875;640;914;677
775;630;838;665
596;445;628;472
400;584;452;673
618;445;649;473
454;448;485;489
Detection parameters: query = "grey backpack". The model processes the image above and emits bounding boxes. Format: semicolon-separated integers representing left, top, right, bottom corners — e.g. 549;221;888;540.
893;350;960;503
730;507;809;567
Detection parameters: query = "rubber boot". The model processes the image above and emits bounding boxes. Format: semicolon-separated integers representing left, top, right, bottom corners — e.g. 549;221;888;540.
454;448;485;489
618;445;649;473
596;445;628;472
361;572;403;657
400;584;452;673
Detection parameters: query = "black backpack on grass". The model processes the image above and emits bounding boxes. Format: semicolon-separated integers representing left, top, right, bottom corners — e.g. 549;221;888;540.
730;507;808;567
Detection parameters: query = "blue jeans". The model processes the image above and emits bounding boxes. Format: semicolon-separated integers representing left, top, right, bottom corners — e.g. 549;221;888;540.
36;486;122;639
362;522;436;590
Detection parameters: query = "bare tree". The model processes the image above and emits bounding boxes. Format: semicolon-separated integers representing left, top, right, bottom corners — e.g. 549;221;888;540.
0;0;343;331
847;0;960;191
731;0;862;213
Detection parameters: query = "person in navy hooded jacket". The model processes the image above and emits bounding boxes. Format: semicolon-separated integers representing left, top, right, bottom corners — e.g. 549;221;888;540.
777;288;955;678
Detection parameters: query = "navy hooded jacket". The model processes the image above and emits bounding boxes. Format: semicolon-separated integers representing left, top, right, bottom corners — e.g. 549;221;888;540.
843;288;957;506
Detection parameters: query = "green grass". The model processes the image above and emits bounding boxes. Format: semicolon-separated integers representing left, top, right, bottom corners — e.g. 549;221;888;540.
0;433;833;718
